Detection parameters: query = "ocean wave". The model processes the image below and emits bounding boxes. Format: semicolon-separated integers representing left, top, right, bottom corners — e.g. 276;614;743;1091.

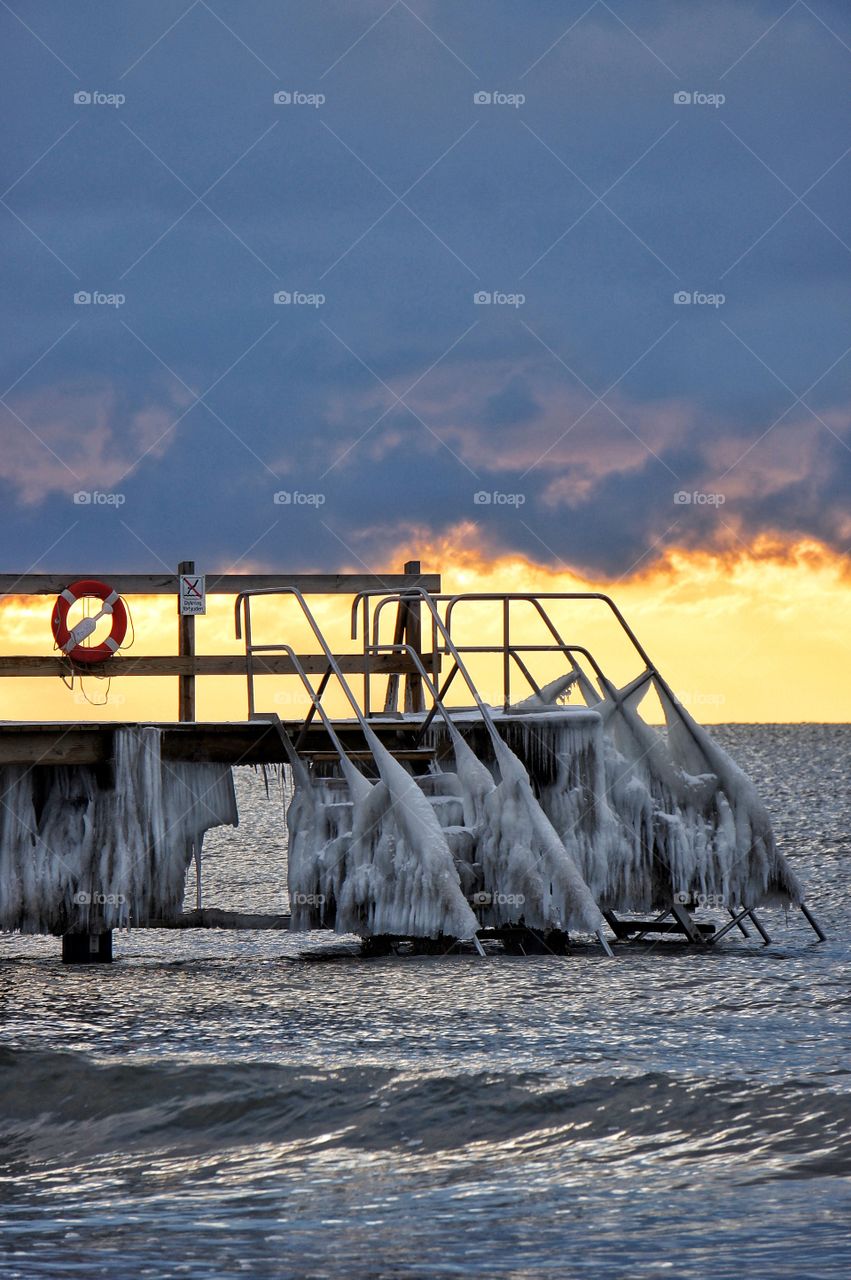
2;1048;850;1178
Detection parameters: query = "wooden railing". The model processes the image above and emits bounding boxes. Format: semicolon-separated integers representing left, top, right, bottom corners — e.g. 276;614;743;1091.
0;559;440;721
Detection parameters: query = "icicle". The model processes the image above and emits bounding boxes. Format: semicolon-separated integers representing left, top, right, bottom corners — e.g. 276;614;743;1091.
0;729;237;933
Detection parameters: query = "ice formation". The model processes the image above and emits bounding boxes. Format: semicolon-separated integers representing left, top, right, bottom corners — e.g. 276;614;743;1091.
288;732;480;939
493;676;802;912
285;671;802;940
0;728;237;933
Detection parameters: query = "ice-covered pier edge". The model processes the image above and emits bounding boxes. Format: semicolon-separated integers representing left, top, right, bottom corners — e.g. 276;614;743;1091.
0;728;237;934
288;674;805;941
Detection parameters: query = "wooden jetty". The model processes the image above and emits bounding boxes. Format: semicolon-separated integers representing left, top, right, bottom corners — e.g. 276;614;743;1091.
0;561;826;962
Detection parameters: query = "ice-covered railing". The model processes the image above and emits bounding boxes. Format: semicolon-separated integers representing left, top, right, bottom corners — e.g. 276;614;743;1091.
0;728;237;934
238;589;608;943
235;590;485;942
354;589;821;937
237;586;823;945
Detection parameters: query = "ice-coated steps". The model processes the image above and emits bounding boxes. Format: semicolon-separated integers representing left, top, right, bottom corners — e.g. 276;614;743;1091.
427;795;465;828
287;684;805;942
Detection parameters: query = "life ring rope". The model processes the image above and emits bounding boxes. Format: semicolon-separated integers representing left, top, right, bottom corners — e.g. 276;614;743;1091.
52;579;128;665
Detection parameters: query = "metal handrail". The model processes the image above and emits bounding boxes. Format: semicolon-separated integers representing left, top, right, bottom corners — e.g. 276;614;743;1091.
366;589;517;761
349;586;441;715
367;592;597;712
353;588;647;712
235;587;374;738
234;587;475;765
441;593;656;672
439;592;720;758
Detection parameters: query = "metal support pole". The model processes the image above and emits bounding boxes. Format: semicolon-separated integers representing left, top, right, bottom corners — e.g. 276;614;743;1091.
502;597;510;712
746;909;772;945
670;902;705;944
729;907;751;938
194;842;202;911
709;905;756;945
596;927;615;957
800;902;827;942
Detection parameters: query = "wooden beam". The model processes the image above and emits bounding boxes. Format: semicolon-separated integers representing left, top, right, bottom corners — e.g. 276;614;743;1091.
0;652;441;678
144;909;292;930
0;572;441;596
0;718;433;766
0;727;114;765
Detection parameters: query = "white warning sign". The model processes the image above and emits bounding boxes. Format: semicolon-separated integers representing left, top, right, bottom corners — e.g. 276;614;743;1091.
179;574;206;616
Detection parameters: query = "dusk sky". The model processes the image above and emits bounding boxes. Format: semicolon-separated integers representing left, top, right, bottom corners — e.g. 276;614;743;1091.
1;1;849;717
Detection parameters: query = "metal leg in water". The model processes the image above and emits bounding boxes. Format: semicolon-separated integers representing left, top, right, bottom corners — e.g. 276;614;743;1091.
596;927;615;957
800;902;827;942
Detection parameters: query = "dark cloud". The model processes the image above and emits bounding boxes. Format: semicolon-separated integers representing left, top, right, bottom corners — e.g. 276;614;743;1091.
1;0;849;578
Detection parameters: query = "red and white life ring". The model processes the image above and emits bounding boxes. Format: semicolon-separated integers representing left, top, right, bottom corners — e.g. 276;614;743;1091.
51;579;128;665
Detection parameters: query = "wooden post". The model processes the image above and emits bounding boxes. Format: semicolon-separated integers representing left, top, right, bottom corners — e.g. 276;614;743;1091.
383;559;426;714
62;929;113;964
178;560;196;722
403;560;425;713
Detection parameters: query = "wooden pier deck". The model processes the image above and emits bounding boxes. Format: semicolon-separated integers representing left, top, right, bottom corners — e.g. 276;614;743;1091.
0;718;432;767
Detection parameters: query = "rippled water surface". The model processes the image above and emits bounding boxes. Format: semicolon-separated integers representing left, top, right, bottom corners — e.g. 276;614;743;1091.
1;726;850;1279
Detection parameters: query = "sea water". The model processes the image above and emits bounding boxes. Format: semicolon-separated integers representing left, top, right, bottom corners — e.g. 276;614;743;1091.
0;726;849;1279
